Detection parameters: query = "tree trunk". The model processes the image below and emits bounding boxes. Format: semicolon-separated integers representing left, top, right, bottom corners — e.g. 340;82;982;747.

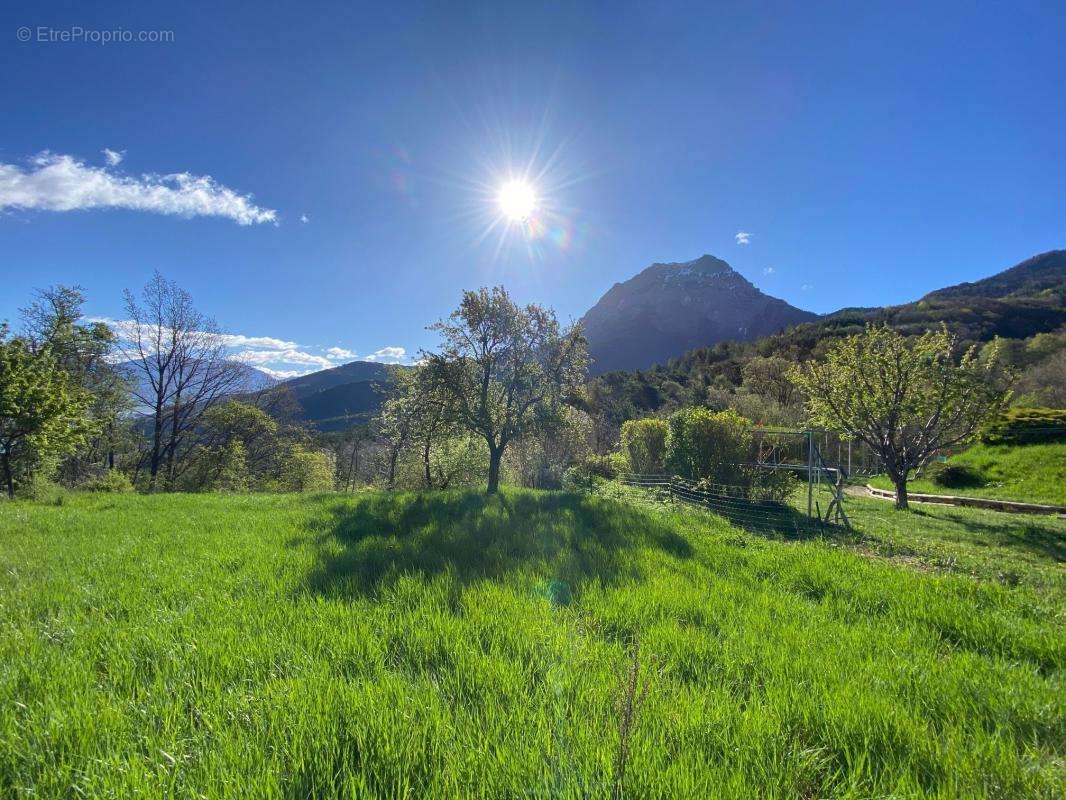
149;408;164;489
893;475;909;511
386;444;399;490
423;440;432;489
2;449;13;498
487;446;503;494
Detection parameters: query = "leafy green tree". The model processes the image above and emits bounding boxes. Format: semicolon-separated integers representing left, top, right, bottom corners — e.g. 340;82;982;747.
0;330;95;497
424;287;589;493
377;366;462;489
741;356;799;407
790;325;1012;509
184;401;278;491
620;418;669;474
213;439;249;492
20;286;129;482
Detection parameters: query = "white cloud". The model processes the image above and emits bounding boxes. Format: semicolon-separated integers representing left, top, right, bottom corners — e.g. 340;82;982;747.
364;346;408;364
801;283;812;291
762;266;775;275
0;152;277;225
299;213;309;224
219;333;299;350
326;346;357;360
255;367;307;380
231;349;335;369
102;148;125;166
735;231;751;245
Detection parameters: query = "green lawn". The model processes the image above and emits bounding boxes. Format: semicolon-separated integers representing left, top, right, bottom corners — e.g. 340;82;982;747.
0;489;1063;798
868;442;1066;506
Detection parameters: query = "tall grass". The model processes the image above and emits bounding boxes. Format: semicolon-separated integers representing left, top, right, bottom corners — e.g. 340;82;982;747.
0;489;1062;798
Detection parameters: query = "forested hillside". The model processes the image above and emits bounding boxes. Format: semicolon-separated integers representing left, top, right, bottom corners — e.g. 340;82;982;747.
585;251;1065;434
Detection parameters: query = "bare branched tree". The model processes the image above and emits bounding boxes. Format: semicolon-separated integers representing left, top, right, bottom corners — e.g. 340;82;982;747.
118;272;247;489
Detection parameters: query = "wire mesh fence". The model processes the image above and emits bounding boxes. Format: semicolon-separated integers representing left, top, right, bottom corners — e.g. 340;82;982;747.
617;472;840;538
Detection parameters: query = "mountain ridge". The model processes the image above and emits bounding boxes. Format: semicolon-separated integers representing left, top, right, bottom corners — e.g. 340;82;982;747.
580;254;817;374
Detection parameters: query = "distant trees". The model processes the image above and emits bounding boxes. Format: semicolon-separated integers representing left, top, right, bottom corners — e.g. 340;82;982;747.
423;287;588;493
118;272;247;489
741;356;800;407
790;325;1012;510
0;328;94;497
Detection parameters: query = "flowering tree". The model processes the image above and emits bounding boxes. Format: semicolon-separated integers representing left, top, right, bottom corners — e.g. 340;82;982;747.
790;325;1011;509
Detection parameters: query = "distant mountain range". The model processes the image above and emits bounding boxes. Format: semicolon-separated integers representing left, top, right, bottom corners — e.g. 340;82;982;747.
582;250;1065;376
214;249;1064;431
272;360;396;431
580;255;817;374
922;250;1065;303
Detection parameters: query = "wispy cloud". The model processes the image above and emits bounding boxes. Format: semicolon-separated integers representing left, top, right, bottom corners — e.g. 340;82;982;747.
219;334;300;350
102;148;125;166
255;367;307;380
299;213;310;224
364;346;407;363
762;266;775;275
735;231;751;245
801;283;812;291
0;151;277;225
231;349;335;369
93;316;409;377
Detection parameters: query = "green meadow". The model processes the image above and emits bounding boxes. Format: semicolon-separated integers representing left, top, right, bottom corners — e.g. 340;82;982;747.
868;442;1066;507
0;488;1063;798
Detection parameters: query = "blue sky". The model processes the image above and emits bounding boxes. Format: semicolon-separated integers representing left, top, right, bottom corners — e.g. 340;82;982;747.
2;1;1063;377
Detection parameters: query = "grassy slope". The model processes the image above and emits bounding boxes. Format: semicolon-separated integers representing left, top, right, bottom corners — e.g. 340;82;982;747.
868;442;1066;506
0;489;1063;799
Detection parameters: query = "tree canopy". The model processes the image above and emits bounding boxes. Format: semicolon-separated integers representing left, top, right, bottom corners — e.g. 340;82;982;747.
0;329;95;497
423;287;588;493
790;325;1012;509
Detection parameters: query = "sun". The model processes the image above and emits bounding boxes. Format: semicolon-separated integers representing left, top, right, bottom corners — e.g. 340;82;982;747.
497;179;536;222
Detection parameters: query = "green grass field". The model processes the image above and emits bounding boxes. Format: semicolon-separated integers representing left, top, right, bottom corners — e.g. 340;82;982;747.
1;488;1063;798
868;442;1066;507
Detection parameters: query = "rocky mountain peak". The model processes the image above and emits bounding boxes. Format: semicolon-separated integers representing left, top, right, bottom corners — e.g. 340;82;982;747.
580;254;816;374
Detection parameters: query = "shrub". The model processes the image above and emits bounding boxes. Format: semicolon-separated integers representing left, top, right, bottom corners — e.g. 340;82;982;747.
81;470;135;493
19;474;66;504
750;469;799;503
926;462;984;489
620;418;669;474
562;454;621;491
275;446;335;493
982;407;1066;445
664;407;752;487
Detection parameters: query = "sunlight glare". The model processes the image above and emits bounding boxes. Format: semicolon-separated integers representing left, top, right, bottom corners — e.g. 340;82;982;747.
497;179;536;222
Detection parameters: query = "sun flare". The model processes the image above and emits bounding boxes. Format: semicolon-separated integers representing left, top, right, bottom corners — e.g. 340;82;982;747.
497;179;536;222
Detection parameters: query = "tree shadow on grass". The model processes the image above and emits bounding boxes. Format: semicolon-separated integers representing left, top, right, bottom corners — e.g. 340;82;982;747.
648;485;860;545
909;507;1066;563
300;489;693;600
